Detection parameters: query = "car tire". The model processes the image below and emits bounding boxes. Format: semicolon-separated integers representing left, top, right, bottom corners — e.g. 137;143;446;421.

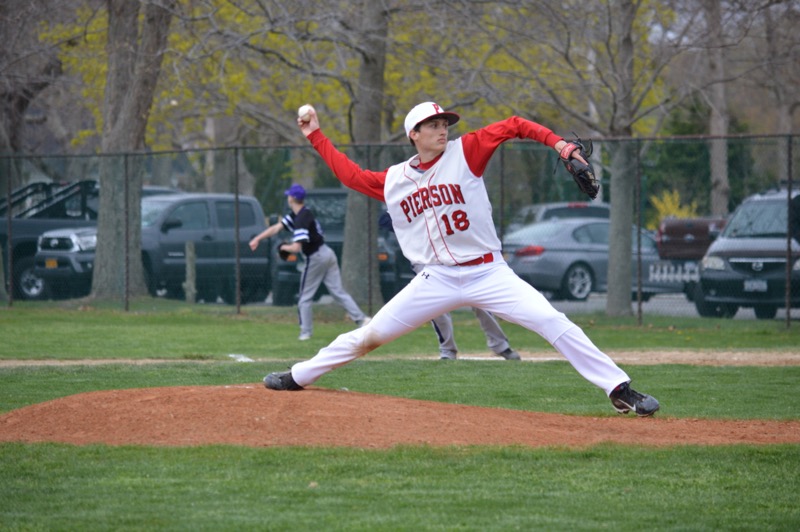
165;282;184;300
143;261;158;297
12;256;49;300
560;263;593;301
220;280;267;305
753;304;777;320
683;281;697;302
693;283;739;318
272;280;298;306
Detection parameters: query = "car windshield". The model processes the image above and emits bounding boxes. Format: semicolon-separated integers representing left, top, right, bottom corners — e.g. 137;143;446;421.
304;194;347;231
540;205;609;220
509;204;608;226
504;221;565;245
141;198;175;227
722;199;787;238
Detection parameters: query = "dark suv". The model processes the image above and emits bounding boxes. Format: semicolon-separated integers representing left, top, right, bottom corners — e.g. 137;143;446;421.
694;188;800;319
35;193;271;303
270;188;405;306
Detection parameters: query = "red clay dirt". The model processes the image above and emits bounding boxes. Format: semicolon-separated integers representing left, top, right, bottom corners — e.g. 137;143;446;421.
1;351;799;449
2;384;800;449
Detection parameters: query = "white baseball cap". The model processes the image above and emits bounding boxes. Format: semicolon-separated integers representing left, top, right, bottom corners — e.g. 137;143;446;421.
404;102;460;138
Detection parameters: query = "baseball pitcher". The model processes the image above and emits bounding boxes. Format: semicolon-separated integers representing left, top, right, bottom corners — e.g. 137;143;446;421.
264;102;659;416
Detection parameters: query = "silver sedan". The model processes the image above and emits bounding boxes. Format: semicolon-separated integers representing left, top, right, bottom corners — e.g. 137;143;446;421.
502;218;679;301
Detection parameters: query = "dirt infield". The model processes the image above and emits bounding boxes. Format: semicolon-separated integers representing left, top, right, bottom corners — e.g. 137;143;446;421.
1;351;799;449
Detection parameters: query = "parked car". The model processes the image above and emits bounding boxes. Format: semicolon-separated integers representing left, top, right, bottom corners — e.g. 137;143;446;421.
270;188;404;306
502;218;678;300
505;201;610;234
1;181;181;300
34;193;271;303
653;215;728;300
694;188;800;319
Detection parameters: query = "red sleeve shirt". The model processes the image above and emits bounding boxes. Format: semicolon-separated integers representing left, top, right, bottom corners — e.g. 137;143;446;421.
307;116;563;198
308;130;388;202
460;116;563;177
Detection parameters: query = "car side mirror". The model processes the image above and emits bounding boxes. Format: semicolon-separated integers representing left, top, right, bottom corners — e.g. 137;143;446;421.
162;218;182;233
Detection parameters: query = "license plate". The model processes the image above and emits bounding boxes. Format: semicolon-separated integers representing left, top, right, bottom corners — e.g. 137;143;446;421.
45;258;58;269
744;279;767;292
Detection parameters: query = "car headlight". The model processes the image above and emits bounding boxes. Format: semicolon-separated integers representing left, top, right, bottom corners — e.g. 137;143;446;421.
701;255;726;271
73;233;97;251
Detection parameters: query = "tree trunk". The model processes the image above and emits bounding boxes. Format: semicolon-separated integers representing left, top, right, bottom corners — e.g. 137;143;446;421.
92;0;174;301
607;141;636;317
605;0;637;317
705;0;730;216
341;0;387;312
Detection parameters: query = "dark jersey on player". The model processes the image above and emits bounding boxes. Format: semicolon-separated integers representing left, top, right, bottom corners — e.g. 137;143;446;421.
281;206;324;256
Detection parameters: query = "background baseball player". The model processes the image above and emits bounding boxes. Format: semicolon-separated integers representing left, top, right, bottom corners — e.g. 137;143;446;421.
249;184;370;341
264;102;659;416
427;301;521;361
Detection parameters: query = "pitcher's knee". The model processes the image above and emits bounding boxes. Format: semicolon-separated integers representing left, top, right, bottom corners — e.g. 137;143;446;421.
359;327;385;352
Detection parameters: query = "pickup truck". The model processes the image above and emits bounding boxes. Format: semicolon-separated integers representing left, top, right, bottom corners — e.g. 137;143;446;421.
2;180;181;300
34;192;271;304
651;215;727;300
1;181;100;299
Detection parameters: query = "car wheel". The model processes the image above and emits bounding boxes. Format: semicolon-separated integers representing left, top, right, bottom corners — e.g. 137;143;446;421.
561;263;593;301
272;280;298;306
143;261;158;296
683;281;697;302
241;281;268;305
693;283;738;318
13;256;49;300
220;280;266;305
753;304;777;320
165;283;184;300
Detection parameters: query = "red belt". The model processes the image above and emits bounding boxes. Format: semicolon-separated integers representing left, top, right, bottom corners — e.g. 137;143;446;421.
457;252;494;267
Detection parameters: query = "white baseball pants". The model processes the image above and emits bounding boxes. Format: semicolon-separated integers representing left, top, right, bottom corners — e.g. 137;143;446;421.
291;256;629;395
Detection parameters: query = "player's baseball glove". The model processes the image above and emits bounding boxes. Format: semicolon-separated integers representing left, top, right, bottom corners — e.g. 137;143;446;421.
278;244;292;261
559;138;599;200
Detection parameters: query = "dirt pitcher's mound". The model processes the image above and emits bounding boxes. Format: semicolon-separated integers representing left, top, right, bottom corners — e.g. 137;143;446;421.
2;385;799;448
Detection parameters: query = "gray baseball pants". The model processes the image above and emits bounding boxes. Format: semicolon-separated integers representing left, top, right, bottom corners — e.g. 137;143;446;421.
298;244;367;337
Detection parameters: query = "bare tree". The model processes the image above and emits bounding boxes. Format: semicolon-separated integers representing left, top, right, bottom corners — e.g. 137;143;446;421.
337;0;390;310
482;1;701;315
747;1;800;182
91;0;175;300
0;1;63;181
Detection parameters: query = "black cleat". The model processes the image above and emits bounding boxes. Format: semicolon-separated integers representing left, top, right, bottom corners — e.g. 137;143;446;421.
609;382;660;417
263;371;304;391
498;348;521;361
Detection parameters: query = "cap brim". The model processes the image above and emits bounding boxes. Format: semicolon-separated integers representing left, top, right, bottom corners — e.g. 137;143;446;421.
418;112;460;129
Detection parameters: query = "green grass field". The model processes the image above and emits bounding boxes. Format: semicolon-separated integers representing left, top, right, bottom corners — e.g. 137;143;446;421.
1;301;799;530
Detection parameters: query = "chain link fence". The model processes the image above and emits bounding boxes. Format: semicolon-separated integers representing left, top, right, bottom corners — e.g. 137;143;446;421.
2;134;798;321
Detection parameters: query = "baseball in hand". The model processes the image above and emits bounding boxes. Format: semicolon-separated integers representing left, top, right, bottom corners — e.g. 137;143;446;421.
298;104;314;123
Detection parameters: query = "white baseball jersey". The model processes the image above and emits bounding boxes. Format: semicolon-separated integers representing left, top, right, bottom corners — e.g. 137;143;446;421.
383;138;500;266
